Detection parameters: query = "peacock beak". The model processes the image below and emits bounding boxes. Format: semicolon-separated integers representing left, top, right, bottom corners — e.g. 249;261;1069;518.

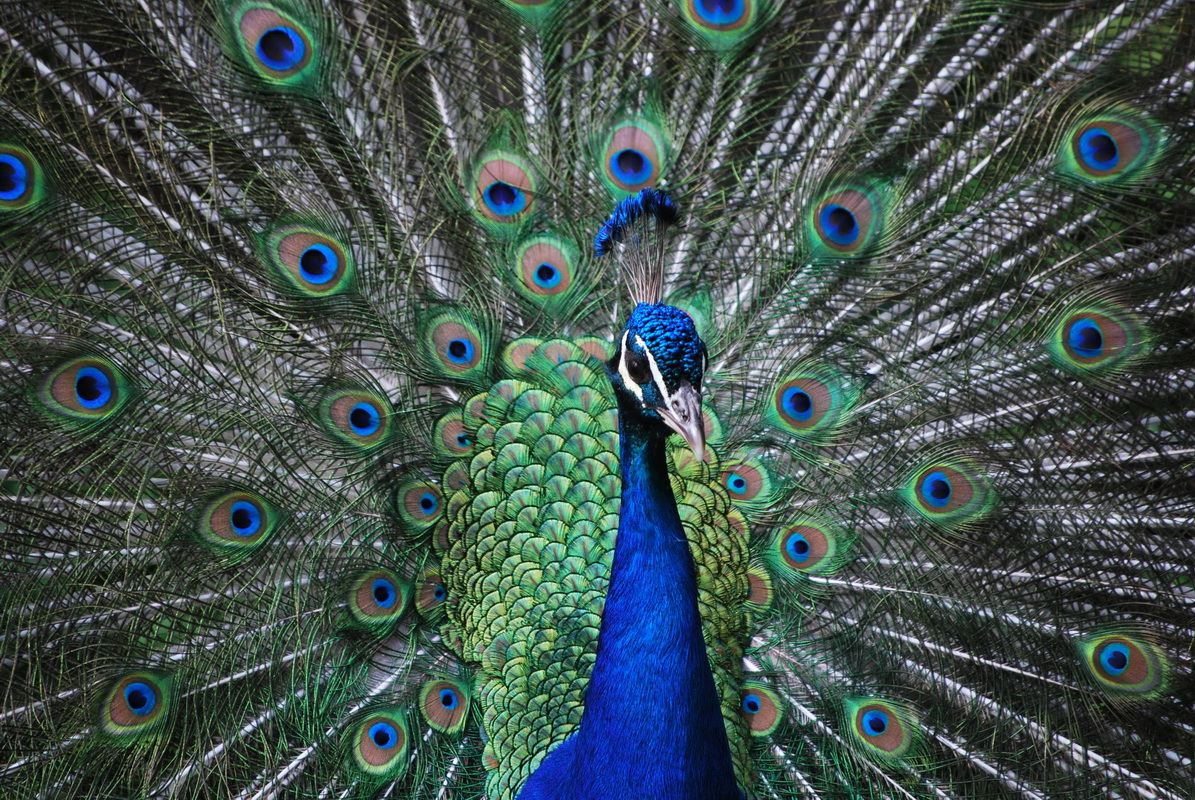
657;381;706;463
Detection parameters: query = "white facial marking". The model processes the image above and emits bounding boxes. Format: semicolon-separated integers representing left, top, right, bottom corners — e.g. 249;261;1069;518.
637;334;680;413
618;330;645;402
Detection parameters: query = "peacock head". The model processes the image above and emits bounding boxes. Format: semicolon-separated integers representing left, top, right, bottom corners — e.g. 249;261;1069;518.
608;302;708;460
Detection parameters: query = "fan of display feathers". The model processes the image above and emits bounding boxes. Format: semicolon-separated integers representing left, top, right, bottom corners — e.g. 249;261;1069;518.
1;1;1193;798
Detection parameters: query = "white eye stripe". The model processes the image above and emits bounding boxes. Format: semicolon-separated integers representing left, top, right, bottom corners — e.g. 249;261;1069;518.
620;332;686;412
618;331;645;402
637;334;679;411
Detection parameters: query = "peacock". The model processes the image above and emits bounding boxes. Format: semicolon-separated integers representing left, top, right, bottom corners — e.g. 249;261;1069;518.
1;0;1193;797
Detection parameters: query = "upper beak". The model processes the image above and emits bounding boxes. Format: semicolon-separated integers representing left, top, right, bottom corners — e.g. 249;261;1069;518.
657;381;706;463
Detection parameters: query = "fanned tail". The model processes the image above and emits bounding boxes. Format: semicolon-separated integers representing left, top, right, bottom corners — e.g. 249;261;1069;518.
2;1;1193;799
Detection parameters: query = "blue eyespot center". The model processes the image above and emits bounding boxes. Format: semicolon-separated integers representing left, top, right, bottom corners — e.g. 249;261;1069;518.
372;578;396;608
419;492;438;515
861;709;889;736
257;26;305;71
299;244;337;284
1100;642;1131;676
1079;128;1118;170
820;204;859;245
1068;318;1103;358
124;682;157;716
483;181;526;216
920;471;951;508
456;433;471;448
727;474;748;494
369;721;397;749
611;149;651;184
445;338;475;365
0;154;28;200
785;532;811;563
230;500;263;536
742;693;762;714
74;366;113;409
782;387;813;421
696;0;745;25
433;583;447;601
533;263;562;288
439;688;458;708
349;401;381;436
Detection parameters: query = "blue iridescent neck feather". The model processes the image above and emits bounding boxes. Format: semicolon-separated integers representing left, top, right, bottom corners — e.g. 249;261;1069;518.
518;292;737;799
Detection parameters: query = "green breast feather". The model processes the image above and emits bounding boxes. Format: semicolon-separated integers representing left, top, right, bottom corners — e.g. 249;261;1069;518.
434;337;750;798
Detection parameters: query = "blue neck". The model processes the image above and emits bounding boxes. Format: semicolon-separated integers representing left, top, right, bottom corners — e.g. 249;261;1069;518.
518;398;739;800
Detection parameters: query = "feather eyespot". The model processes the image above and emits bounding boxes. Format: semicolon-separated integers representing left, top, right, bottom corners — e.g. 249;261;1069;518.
446;337;475;364
123;682;156;715
200;491;277;551
1060;112;1160;184
236;6;315;83
256;25;306;71
101;673;170;737
917;470;958;510
611;149;650;185
601;121;667;194
744;565;773;610
905;460;992;527
1060;312;1135;369
740;683;782;736
424;312;487;380
40;357;129;423
781;385;814;421
862;708;892;738
472;153;535;225
0;146;43;209
1048;303;1142;376
845;698;916;760
266;227;353;295
720;455;773;508
434;413;474;457
517;237;577;301
781;524;830;570
764;518;847;581
0;151;30;202
321;391;390;448
1078;633;1168;697
419;680;470;734
415;569;447;616
349;570;408;627
351;709;409;776
485;182;525;216
396;479;443;531
810;187;879;255
766;370;854;436
298;243;338;283
533;262;561;289
685;0;751;31
414;490;439;516
66;367;109;408
349;402;381;435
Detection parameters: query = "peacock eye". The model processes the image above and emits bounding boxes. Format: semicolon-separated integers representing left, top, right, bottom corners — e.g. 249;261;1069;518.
624;348;650;385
